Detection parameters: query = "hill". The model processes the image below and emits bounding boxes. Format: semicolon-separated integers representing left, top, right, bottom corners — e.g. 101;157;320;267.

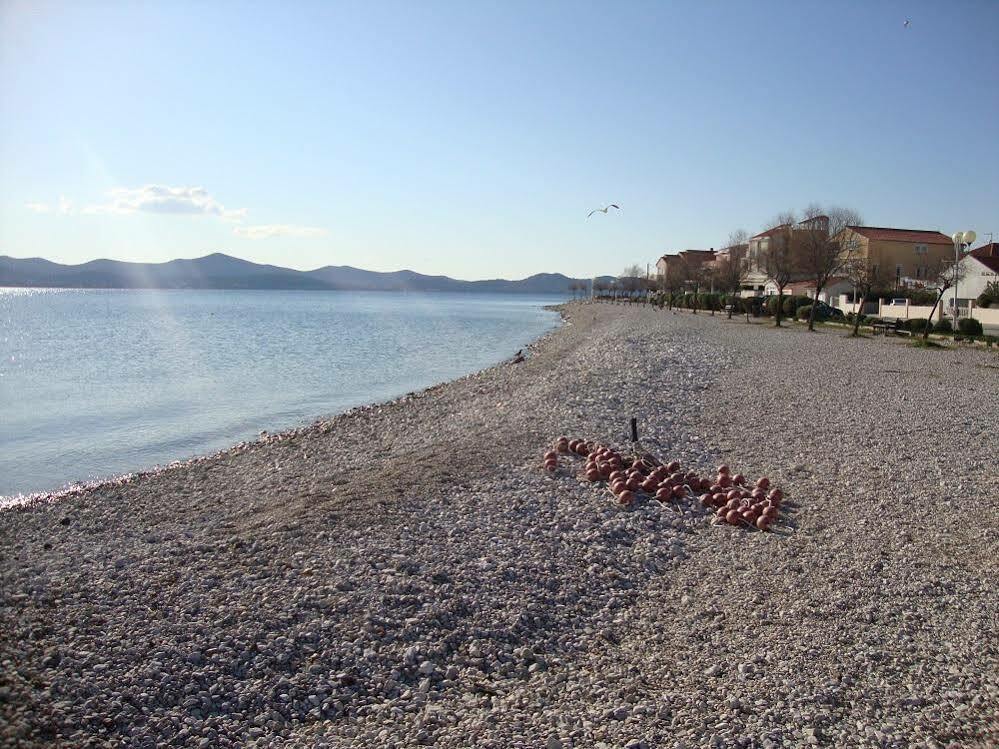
0;253;612;293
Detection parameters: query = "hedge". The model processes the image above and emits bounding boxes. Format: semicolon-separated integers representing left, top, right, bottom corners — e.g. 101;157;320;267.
958;318;984;335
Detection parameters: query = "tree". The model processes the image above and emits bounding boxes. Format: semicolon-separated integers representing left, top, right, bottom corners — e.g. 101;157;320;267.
661;264;685;310
760;211;797;327
620;264;644;299
978;280;999;308
797;205;863;331
922;259;966;340
843;258;886;337
716;230;749;319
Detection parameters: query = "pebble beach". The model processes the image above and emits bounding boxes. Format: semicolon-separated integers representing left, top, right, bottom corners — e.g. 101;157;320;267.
2;301;997;748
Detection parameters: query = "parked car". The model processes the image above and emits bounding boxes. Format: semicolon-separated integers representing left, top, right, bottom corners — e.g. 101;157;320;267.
886;298;908;307
812;300;845;319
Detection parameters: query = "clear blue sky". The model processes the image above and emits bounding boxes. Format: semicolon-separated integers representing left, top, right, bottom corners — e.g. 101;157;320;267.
2;0;997;280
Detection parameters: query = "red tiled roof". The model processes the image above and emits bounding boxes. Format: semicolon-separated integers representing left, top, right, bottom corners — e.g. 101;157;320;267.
971;242;998;259
846;226;952;244
750;224;790;240
659;250;716;263
972;255;999;274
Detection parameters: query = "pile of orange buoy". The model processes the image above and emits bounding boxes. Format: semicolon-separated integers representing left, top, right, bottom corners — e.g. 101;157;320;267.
541;436;783;532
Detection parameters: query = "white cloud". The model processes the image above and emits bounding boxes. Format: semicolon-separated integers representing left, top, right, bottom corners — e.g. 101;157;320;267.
83;185;246;220
26;196;74;214
24;186;320;237
233;224;328;239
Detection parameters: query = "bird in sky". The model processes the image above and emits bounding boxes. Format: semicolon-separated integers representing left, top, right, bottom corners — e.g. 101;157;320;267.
587;204;620;218
903;19;910;28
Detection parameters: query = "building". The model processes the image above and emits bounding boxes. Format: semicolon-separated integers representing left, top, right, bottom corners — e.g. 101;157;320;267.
786;277;854;303
655;249;717;288
970;242;999;260
943;248;999;313
744;215;829;295
833;226;954;288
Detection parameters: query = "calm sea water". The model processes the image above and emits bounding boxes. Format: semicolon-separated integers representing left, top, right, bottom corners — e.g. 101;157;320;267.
0;289;565;498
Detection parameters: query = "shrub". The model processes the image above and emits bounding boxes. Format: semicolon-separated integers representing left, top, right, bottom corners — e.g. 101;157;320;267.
958;318;983;335
781;296;812;317
977;281;999;308
797;304;813;321
907;318;930;333
933;318;952;332
766;296;781;315
728;297;747;314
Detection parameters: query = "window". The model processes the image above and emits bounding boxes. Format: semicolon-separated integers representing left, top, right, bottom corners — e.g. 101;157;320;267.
915;244;927;254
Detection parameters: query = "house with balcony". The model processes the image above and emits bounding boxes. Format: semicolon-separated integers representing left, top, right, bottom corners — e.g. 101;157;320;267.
743;215;829;296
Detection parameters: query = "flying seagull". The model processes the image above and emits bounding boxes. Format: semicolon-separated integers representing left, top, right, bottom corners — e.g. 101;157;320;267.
903;19;910;27
587;204;620;218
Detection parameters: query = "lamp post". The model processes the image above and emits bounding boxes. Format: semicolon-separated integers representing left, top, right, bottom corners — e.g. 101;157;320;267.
950;230;976;321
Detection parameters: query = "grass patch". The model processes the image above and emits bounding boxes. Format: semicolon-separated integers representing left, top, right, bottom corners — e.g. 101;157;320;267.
910;338;943;349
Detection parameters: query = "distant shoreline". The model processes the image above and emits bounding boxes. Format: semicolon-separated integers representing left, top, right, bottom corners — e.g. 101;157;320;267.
1;285;575;294
1;252;609;294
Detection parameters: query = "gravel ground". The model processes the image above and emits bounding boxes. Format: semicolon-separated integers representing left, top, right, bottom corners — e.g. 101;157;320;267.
2;302;997;748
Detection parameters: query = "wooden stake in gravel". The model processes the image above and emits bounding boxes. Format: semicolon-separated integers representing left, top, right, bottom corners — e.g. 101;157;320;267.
630;417;638;443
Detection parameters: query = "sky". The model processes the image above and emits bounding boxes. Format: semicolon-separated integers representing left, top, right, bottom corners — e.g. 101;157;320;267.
1;0;997;280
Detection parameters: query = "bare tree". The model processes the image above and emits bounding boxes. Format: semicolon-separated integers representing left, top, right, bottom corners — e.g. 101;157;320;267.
843;258;886;337
760;211;797;327
716;230;749;319
619;264;644;299
661;265;685;310
797;205;863;331
922;259;967;340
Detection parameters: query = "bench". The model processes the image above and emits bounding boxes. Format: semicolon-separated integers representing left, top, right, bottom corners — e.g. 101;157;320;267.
871;319;903;336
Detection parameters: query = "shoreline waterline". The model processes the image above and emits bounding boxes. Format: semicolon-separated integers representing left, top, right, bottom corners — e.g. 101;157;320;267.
0;303;568;510
1;289;567;502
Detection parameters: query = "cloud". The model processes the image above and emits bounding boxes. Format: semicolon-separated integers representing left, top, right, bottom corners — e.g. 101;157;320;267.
26;196;75;214
25;186;319;235
83;185;246;220
232;224;328;239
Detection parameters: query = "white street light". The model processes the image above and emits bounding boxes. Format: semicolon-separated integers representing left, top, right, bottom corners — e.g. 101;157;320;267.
951;229;976;322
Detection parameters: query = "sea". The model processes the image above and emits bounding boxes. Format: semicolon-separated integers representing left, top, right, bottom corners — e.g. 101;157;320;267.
0;288;566;498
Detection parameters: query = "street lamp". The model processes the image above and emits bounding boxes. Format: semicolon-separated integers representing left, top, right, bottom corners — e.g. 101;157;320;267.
950;230;976;321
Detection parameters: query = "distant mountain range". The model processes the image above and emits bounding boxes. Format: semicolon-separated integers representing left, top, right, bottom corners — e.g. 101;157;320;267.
0;253;612;293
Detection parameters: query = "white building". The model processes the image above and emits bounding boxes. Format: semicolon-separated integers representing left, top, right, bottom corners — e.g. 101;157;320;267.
943;243;999;314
